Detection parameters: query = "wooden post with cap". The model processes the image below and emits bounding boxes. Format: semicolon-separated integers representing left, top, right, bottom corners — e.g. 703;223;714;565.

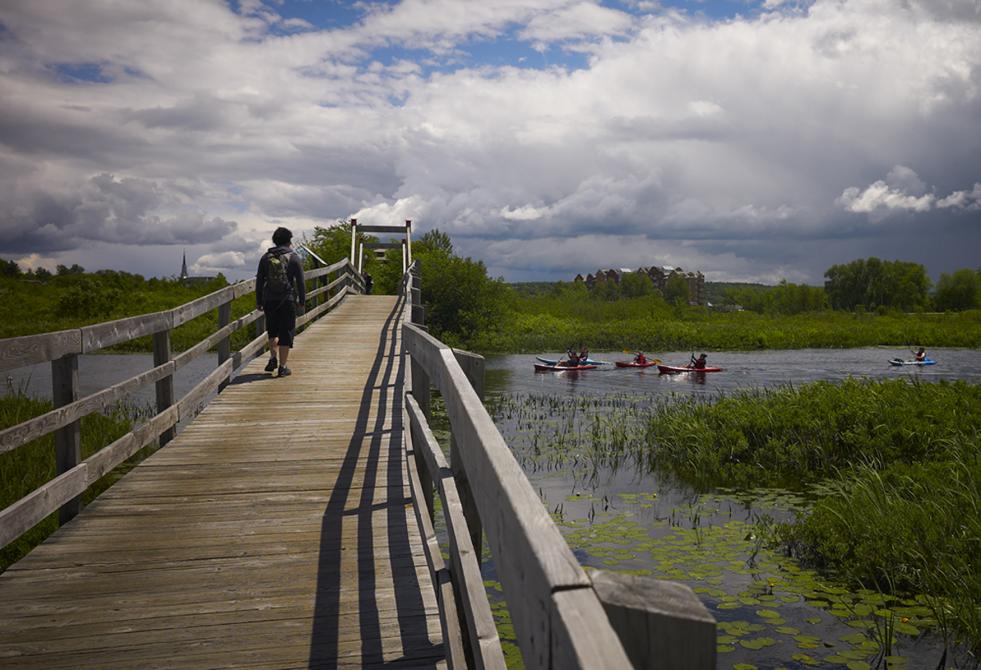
349;218;357;266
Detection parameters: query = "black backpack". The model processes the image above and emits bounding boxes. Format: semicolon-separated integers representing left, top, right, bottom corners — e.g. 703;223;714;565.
264;250;294;303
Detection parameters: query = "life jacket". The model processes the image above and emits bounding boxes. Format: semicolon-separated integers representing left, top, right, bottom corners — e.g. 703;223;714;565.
264;249;295;304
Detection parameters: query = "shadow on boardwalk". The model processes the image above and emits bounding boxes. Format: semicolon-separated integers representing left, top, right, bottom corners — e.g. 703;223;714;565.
309;292;441;668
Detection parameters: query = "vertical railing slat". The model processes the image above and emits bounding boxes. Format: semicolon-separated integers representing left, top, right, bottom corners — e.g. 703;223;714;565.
51;353;81;524
217;301;231;392
152;330;175;447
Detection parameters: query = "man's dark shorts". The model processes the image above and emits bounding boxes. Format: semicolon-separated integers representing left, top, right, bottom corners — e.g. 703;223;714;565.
264;301;296;347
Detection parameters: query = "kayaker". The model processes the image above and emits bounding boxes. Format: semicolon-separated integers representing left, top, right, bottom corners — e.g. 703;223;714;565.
913;347;927;362
691;353;708;370
564;348;580;367
634;352;647;365
579;347;590;364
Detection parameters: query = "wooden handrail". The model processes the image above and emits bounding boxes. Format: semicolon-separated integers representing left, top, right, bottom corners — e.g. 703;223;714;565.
0;258;363;550
399;272;632;669
398;262;715;670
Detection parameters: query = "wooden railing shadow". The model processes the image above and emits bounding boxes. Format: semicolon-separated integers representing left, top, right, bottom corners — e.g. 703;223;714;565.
0;257;364;555
308;288;443;668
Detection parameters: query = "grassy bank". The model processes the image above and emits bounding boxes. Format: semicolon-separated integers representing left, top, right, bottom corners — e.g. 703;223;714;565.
472;300;981;353
0;274;257;353
641;378;981;656
0;391;141;572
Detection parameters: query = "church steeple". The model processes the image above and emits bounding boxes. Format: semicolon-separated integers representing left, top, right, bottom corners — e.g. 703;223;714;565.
180;250;188;281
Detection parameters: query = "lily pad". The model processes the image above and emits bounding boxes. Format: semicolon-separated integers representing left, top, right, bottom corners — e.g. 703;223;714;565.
739;637;777;650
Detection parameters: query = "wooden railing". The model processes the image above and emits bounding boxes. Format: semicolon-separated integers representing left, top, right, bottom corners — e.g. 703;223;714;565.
398;263;716;670
0;257;363;550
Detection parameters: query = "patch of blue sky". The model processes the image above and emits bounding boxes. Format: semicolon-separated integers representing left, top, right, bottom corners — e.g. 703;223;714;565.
464;34;591;73
611;0;813;22
364;30;590;77
237;0;394;30
52;63;113;84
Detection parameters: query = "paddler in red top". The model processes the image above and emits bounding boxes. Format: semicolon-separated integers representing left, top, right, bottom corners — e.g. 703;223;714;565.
634;352;647;365
913;347;927;362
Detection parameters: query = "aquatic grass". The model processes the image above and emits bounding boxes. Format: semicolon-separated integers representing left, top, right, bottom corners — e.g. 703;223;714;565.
783;454;981;661
642;379;980;488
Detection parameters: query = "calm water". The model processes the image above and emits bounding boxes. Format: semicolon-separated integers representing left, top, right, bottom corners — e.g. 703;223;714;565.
483;348;980;670
2;353;224;427
486;347;981;398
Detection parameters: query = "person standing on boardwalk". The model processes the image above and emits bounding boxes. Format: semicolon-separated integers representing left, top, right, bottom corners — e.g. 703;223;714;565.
256;226;306;377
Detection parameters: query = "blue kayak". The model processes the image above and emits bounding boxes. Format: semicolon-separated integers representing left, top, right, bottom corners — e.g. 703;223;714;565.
536;356;611;366
888;358;936;366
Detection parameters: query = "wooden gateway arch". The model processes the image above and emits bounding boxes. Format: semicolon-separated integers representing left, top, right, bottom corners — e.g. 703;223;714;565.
0;249;716;669
350;218;412;274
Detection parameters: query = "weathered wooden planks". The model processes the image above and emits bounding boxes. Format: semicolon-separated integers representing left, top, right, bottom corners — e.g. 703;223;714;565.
0;295;445;669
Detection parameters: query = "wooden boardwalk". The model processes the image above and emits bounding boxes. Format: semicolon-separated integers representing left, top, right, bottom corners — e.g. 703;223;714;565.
0;295;445;669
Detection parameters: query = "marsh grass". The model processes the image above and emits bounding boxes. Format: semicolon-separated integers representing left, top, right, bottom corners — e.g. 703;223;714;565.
0;389;146;572
783;455;981;661
472;297;981;353
488;378;981;662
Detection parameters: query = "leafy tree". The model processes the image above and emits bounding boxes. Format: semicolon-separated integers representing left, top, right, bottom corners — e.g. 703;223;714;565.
590;278;621;301
934;268;981;311
1;259;20;277
664;273;690;305
825;258;930;311
412;229;508;346
305;222;392;290
34;267;52;280
56;264;85;276
620;271;655;298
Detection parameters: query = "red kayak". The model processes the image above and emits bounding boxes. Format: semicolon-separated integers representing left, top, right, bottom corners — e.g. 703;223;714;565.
657;364;723;374
615;360;658;368
534;363;598;372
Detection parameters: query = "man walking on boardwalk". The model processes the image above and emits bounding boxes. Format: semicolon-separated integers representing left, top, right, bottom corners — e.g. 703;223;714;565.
256;226;306;377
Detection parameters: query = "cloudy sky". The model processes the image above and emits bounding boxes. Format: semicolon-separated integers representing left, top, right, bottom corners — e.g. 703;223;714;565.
0;0;979;284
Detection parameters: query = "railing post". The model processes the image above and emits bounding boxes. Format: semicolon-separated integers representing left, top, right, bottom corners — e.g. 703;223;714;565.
451;349;485;564
51;353;81;524
407;265;433;519
590;571;716;670
349;218;357;266
153;330;175;446
217;301;231;392
410;265;425;328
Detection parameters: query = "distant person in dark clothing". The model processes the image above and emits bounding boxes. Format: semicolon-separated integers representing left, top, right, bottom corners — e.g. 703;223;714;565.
691;353;708;369
256;227;306;377
363;272;373;295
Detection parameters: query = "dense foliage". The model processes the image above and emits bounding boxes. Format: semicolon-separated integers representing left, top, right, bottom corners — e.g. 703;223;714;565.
473;282;981;352
824;257;931;311
724;280;828;314
410;231;509;346
934;268;981;311
0;266;257;352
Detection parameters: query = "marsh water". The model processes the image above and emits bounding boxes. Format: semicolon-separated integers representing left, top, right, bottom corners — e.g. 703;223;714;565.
483;348;980;670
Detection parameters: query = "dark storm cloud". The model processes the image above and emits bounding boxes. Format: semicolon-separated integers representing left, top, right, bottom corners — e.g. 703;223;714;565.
0;173;237;254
